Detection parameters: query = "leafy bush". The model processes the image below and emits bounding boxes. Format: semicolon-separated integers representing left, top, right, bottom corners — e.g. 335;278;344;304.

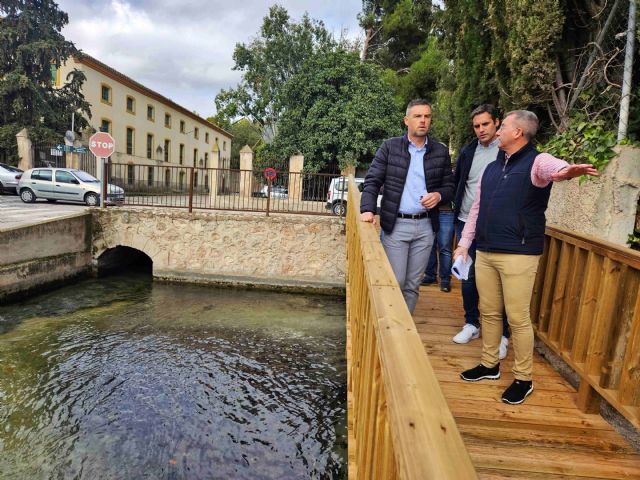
542;116;617;173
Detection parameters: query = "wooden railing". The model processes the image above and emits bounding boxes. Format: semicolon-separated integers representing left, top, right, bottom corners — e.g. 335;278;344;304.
531;225;640;427
345;177;476;479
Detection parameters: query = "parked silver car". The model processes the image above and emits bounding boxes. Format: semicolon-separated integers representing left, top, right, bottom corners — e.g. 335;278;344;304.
18;167;125;206
0;163;23;194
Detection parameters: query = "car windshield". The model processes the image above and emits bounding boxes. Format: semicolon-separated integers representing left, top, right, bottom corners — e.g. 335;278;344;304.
73;171;100;183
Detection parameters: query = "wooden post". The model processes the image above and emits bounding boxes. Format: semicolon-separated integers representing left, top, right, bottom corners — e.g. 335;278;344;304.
576;380;601;414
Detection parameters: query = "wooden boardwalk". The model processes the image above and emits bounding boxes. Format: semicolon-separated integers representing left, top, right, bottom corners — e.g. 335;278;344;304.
413;282;640;480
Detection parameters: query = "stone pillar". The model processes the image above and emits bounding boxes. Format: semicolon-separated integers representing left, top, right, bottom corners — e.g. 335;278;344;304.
16;128;33;171
208;143;221;206
288;154;304;203
239;145;254;201
341;165;356;177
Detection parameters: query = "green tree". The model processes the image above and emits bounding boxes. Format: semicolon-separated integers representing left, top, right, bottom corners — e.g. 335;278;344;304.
0;0;91;160
262;49;401;172
214;5;334;141
228;119;263;162
359;0;432;70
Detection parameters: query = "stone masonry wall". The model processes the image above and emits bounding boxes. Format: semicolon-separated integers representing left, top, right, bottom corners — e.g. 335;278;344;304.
0;213;93;303
92;209;346;291
545;145;640;247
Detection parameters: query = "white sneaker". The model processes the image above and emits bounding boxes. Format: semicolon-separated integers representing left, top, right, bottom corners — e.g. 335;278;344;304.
499;336;509;360
453;324;480;344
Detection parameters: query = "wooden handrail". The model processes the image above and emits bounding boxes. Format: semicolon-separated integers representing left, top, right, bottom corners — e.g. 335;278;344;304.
531;225;640;427
346;176;476;479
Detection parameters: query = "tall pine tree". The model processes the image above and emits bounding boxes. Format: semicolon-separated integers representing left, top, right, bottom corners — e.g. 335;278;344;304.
0;0;91;160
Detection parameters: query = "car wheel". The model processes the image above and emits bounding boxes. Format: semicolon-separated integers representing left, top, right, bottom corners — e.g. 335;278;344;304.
46;199;57;203
332;201;346;216
85;192;99;206
20;188;36;203
0;182;4;195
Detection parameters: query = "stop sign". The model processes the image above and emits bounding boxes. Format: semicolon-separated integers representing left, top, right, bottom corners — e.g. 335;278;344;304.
89;132;115;158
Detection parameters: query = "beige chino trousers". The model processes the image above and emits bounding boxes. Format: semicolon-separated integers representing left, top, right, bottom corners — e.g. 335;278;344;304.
475;251;541;381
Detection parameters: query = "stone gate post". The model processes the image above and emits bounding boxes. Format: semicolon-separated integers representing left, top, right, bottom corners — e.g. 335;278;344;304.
208;143;220;206
239;145;254;201
16;128;33;171
288;154;304;204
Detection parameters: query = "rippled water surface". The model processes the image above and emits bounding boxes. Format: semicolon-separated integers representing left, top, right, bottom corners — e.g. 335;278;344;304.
0;275;347;479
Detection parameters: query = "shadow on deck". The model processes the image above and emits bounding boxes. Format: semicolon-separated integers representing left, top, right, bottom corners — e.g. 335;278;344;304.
414;282;640;479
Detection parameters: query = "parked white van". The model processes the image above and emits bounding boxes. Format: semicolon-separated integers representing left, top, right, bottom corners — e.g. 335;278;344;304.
325;177;381;216
18;167;125;206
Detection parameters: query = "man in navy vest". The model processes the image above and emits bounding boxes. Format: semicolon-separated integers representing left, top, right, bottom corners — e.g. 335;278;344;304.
360;99;454;313
453;110;598;404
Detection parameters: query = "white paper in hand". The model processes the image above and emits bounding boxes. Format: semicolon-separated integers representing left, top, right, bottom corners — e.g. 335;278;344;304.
451;255;473;280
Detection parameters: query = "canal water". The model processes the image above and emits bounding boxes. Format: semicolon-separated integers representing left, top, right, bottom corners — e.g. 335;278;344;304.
0;274;347;479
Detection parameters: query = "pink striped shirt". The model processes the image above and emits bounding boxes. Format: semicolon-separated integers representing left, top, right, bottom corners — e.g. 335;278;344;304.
458;153;569;249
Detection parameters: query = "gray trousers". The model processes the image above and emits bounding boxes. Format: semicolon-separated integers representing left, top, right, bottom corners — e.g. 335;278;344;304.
382;217;435;313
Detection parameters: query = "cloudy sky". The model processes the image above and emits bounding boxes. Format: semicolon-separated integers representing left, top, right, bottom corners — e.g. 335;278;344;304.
57;0;363;119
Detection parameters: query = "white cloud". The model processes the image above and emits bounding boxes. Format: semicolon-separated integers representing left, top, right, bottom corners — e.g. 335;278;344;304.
57;0;363;117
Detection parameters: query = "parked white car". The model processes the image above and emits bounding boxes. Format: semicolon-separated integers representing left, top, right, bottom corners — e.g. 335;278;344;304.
18;167;125;206
0;163;23;194
325;177;381;216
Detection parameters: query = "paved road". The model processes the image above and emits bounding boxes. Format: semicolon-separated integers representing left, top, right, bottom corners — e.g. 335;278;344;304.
0;193;89;229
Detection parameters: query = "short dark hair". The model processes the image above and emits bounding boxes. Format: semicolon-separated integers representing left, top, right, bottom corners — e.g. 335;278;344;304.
470;104;499;122
405;99;432;116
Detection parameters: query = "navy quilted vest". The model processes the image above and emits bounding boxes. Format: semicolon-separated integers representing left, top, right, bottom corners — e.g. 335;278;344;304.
475;143;552;255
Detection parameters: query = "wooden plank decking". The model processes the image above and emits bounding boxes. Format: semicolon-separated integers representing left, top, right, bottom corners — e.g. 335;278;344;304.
413;282;640;480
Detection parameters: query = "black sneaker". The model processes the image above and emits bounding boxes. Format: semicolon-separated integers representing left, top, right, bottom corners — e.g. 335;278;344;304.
501;380;533;404
460;363;500;382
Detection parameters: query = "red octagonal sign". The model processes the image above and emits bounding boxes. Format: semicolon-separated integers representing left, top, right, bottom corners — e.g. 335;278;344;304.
89;132;115;158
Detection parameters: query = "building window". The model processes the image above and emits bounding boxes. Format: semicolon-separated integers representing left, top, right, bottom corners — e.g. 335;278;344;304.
194;127;199;139
50;64;61;86
205;132;209;144
204;152;208;168
165;113;171;128
179;144;184;165
147;105;155;121
127;164;135;185
164;139;170;162
146;133;154;159
100;118;111;133
194;171;198;188
147;167;154;187
165;169;171;187
101;84;112;105
180;120;185;133
193;148;198;167
126;95;136;114
223;140;226;151
126;127;135;155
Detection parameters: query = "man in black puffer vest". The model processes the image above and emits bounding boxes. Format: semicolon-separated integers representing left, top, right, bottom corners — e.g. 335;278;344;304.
453;110;598;405
360;99;454;313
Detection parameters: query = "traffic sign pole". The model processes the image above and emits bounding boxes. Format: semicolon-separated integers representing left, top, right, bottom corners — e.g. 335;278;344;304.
101;158;107;208
88;132;115;209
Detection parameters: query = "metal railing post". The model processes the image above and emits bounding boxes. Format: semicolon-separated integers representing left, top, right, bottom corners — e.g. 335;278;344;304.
188;167;194;213
618;0;636;141
266;178;271;217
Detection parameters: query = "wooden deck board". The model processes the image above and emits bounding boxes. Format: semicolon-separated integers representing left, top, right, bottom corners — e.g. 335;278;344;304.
415;283;640;480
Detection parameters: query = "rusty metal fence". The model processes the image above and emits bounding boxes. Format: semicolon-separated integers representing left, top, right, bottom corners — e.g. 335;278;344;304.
107;162;350;217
